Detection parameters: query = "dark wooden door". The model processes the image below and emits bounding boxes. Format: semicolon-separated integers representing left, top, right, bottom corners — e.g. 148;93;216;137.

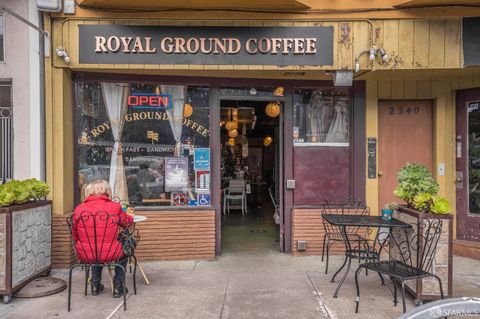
378;100;433;212
456;89;480;242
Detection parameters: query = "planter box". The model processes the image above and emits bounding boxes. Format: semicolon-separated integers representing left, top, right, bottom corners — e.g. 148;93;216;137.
393;206;453;300
0;201;52;303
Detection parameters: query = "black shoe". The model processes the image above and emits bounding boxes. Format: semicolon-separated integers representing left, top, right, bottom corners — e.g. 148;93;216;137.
113;286;128;298
92;284;104;296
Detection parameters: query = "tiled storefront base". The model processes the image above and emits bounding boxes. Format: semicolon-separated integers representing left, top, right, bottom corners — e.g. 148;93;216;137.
51;209;216;268
292;208;345;256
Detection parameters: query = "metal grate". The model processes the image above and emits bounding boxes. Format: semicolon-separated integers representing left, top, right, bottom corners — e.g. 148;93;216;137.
0;81;12;181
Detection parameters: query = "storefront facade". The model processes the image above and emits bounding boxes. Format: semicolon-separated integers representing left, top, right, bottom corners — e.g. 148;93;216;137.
45;4;480;266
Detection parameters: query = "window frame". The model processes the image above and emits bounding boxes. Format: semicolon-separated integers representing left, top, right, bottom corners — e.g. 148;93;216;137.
292;87;353;148
73;78;212;209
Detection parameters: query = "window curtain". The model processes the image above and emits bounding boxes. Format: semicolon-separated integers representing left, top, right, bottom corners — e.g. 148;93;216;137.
101;82;130;201
325;99;349;142
161;85;185;156
306;91;326;142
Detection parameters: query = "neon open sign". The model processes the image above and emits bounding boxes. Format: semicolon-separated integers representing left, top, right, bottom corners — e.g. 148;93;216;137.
128;93;172;109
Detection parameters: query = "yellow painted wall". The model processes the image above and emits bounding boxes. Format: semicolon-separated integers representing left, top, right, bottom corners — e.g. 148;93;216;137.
363;69;480;239
51;18;463;72
44;13;480;245
45;18;75;215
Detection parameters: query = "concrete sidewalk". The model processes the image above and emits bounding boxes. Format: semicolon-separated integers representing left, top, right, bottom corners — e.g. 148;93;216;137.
0;254;478;319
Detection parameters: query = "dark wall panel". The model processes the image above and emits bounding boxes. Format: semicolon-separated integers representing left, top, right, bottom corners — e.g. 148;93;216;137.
293;146;350;205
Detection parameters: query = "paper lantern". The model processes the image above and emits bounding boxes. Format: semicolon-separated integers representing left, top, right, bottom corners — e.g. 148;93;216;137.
183;103;193;117
265;102;281;118
225;121;238;131
228;138;235;146
264;136;273;146
228;129;238;138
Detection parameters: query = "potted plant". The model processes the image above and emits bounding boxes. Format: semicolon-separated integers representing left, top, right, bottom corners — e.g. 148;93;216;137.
381;202;398;221
392;163;453;300
0;179;52;303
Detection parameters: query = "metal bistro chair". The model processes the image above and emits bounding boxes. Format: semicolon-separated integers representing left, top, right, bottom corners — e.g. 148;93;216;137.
354;218;445;314
320;195;372;275
66;211;138;312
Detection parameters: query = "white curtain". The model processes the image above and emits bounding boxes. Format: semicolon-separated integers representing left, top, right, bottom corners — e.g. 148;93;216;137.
161;85;185;156
101;82;130;202
325;99;349;142
306;91;324;142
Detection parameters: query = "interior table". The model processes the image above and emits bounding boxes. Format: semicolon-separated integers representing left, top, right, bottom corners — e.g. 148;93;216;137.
322;214;410;298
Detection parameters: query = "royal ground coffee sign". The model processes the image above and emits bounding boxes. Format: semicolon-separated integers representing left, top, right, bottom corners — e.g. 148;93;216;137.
79;25;333;66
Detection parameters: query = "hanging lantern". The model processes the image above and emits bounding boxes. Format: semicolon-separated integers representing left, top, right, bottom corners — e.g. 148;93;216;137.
232;107;238;121
183;103;193;117
265;102;281;118
228;129;238;138
228;138;235;146
225;121;238;131
264;136;273;146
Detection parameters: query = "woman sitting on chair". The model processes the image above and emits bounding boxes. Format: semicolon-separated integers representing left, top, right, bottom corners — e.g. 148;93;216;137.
72;180;133;298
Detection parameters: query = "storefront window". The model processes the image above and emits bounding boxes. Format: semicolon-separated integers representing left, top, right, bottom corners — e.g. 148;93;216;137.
75;81;210;207
292;88;352;204
293;89;350;146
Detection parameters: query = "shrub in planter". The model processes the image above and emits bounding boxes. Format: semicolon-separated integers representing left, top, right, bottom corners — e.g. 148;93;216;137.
0;179;49;207
392;163;453;300
394;163;451;215
0;178;51;303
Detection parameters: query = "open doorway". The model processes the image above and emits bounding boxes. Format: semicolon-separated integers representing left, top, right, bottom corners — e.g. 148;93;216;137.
220;94;282;254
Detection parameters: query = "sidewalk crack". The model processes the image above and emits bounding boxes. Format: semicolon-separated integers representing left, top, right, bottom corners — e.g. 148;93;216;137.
305;271;335;319
219;276;230;319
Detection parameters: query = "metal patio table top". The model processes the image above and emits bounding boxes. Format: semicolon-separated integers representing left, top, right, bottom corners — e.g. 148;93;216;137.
322;214;410;228
321;213;410;298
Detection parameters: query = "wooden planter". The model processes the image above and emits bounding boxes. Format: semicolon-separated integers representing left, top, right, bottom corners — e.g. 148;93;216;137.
0;201;52;303
393;206;453;301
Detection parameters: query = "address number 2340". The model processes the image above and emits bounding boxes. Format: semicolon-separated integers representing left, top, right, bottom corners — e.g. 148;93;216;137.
389;106;421;116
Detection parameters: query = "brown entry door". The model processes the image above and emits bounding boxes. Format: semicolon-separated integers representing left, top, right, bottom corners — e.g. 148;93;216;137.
456;89;480;242
378;100;433;212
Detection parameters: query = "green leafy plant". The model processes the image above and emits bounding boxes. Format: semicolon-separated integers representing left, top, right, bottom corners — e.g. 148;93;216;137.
0;179;50;207
383;202;399;210
412;192;433;212
393;163;439;206
430;196;451;215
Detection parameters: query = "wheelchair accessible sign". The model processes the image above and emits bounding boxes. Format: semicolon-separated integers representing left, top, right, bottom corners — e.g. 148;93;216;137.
194;148;210;171
197;193;211;206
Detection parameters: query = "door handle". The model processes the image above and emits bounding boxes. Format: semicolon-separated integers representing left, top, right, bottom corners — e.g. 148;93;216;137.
378;170;384;177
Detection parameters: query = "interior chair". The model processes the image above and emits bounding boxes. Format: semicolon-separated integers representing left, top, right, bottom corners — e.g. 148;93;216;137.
223;179;247;215
354;219;444;314
320;195;372;275
223;185;247;215
66;211;138;312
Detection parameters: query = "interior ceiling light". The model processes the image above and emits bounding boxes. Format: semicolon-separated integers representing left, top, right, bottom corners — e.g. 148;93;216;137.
183;103;193;118
265;102;281;118
228;138;235;146
225;121;238;131
228;129;238;138
264;136;273;147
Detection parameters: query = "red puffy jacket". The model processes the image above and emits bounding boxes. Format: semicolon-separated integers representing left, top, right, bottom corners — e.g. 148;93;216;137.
72;195;133;263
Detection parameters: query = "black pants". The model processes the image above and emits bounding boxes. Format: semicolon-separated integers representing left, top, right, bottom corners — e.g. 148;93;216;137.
91;259;128;287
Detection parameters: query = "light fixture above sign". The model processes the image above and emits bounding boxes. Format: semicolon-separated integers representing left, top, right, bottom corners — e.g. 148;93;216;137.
333;70;353;87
